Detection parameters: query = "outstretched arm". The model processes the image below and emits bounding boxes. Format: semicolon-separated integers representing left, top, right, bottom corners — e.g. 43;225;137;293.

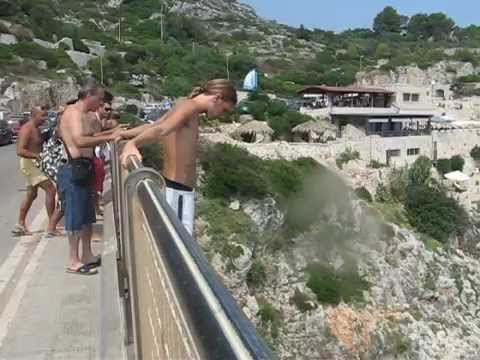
70;112;118;148
120;103;196;167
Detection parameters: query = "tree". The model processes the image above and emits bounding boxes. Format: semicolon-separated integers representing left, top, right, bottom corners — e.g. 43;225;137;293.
297;25;312;41
158;0;186;42
408;156;432;187
373;6;404;34
375;43;391;58
450;155;465;172
408;13;455;40
405;185;468;243
0;0;19;16
72;29;90;53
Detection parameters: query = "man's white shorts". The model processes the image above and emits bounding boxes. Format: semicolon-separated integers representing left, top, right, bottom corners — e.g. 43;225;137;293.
165;187;195;236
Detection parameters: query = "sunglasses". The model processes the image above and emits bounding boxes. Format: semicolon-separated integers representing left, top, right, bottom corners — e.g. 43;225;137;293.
40;105;50;111
104;106;112;112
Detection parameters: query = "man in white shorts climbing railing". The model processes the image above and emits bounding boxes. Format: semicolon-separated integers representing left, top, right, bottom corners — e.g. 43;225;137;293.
120;79;237;236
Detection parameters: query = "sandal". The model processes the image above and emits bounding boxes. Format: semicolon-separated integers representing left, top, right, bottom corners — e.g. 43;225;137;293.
85;256;102;268
66;264;98;276
11;224;32;236
45;230;64;238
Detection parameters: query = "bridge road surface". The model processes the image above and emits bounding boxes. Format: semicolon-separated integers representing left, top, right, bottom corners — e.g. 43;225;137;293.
0;143;105;360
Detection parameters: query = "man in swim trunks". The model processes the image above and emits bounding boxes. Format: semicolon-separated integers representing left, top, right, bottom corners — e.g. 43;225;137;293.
120;79;237;236
13;105;62;236
58;84;121;275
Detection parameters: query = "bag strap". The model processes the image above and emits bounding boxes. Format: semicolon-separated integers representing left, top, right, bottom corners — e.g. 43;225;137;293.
56;128;73;161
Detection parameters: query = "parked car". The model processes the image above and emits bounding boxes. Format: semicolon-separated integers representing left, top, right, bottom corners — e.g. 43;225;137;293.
0;120;13;145
6;115;28;139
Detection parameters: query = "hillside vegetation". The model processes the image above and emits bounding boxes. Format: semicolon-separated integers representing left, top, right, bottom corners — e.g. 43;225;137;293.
1;1;480;97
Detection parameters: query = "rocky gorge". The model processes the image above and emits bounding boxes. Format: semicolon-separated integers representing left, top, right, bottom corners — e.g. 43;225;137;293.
194;138;480;360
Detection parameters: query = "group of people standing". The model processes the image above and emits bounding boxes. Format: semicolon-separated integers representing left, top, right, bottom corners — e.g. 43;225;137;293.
12;78;237;276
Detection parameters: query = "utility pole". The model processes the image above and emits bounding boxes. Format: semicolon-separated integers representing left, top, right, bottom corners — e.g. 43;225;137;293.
225;52;232;80
118;18;121;43
100;56;104;85
359;55;364;72
160;13;164;43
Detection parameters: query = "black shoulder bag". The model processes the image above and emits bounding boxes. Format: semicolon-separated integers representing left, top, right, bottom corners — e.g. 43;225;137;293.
62;139;95;185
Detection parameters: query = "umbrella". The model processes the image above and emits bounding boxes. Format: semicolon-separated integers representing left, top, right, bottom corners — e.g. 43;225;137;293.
444;171;470;182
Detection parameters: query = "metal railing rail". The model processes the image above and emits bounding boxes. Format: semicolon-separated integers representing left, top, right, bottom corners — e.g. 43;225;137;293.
110;142;274;360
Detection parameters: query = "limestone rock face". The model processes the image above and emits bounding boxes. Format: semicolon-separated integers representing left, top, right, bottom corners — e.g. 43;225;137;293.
198;137;480;359
0;33;17;45
66;50;96;68
243;197;284;233
0;78;79;112
357;61;480;86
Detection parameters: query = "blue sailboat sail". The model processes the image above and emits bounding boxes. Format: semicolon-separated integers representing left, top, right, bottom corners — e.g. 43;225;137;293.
243;69;259;91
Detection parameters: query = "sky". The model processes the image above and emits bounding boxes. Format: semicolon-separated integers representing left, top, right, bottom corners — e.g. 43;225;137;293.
241;0;480;32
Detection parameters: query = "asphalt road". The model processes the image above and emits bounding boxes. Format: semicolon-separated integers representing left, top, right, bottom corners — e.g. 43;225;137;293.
0;143;44;266
0;142;104;359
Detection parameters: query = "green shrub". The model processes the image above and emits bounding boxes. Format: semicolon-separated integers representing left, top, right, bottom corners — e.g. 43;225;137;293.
389;167;409;202
200;144;268;198
124;46;148;65
290;289;316;313
408;156;432;186
11;42;74;69
306;263;369;305
246;260;267;288
257;299;282;339
470;146;480;160
72;29;89;53
405;185;469;243
450;155;464;171
0;0;20;16
111;82;141;98
436;158;452;175
162;76;194;97
336;148;360;169
436;156;464;174
457;74;480;83
375;182;392;203
355;187;373;203
0;44;14;65
119;113;138;125
369;160;387;169
264;160;303;200
198;199;256;258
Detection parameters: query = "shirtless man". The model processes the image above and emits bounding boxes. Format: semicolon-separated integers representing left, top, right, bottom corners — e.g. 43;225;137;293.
120;79;237;235
13;105;62;236
88;91;114;215
58;84;120;275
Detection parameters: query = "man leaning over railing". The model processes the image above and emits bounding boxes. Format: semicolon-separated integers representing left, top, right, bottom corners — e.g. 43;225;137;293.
119;79;237;236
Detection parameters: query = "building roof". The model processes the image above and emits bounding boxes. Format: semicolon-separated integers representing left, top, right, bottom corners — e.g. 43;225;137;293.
297;85;394;96
233;120;274;135
292;120;334;133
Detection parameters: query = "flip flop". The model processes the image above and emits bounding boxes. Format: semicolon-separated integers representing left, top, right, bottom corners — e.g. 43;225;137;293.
11;224;33;236
66;264;98;276
45;230;64;238
85;256;102;268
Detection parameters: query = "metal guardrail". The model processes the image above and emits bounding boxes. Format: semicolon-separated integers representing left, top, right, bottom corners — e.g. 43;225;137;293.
110;142;274;360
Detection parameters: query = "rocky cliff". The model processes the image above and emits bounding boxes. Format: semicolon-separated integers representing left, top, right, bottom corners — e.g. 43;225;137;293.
0;76;79;112
196;138;480;360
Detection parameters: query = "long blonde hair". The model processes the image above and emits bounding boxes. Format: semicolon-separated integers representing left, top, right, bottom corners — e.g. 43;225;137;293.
188;79;237;105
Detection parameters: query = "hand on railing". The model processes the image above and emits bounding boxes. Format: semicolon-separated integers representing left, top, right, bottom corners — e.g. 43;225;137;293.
120;141;143;169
